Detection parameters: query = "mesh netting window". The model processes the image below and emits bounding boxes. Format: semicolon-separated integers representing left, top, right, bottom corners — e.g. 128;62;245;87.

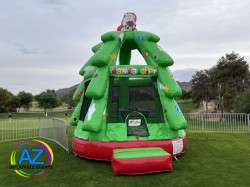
108;86;119;122
79;81;92;121
107;77;164;123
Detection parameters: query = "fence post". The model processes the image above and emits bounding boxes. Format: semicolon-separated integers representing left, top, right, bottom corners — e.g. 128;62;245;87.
248;114;250;133
38;119;41;138
202;113;205;131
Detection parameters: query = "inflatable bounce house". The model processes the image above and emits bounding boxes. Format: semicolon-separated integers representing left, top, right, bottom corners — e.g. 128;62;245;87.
69;13;188;175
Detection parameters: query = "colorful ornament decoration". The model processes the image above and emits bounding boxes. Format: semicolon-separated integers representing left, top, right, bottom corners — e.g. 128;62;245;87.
117;68;122;74
131;67;137;75
136;35;144;41
122;68;128;74
111;68;117;74
128;67;133;74
163;85;170;93
77;91;84;97
144;51;149;57
111;53;117;61
110;66;157;76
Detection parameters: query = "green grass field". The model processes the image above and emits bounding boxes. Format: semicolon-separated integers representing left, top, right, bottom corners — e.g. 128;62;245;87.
0;110;73;120
0;133;250;187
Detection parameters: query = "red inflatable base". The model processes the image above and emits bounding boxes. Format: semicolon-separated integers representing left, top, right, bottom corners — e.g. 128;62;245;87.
72;137;188;161
112;155;173;175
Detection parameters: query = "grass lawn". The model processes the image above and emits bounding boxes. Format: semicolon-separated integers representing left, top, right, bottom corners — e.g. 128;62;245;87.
0;110;72;120
0;133;250;187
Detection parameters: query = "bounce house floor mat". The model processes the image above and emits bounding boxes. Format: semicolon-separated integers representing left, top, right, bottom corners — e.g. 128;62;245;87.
112;147;173;175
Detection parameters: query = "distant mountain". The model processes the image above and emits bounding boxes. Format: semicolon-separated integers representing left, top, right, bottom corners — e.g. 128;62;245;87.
56;84;78;98
172;68;198;82
177;81;192;92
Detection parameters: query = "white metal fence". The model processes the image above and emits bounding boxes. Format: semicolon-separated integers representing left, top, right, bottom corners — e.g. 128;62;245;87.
185;113;250;133
0;118;69;151
0;113;249;148
39;118;69;151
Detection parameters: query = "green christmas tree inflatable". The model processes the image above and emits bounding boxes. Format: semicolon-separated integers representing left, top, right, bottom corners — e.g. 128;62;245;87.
70;13;188;175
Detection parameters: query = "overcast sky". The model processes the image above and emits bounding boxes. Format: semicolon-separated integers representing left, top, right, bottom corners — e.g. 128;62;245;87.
1;0;250;94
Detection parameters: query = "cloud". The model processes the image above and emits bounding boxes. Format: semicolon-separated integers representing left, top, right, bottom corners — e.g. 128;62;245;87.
14;43;43;55
172;68;198;82
41;0;67;6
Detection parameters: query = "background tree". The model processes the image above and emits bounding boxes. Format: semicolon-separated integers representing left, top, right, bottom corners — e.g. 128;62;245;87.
61;88;76;109
234;88;250;113
179;90;192;100
0;88;13;112
35;90;60;112
16;91;33;110
191;70;211;111
210;52;249;111
8;96;20;112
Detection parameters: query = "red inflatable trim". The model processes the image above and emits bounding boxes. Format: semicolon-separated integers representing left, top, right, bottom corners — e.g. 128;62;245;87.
72;137;188;161
112;155;173;175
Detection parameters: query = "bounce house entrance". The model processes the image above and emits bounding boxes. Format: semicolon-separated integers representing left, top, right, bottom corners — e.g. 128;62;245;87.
126;111;149;137
107;77;164;136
